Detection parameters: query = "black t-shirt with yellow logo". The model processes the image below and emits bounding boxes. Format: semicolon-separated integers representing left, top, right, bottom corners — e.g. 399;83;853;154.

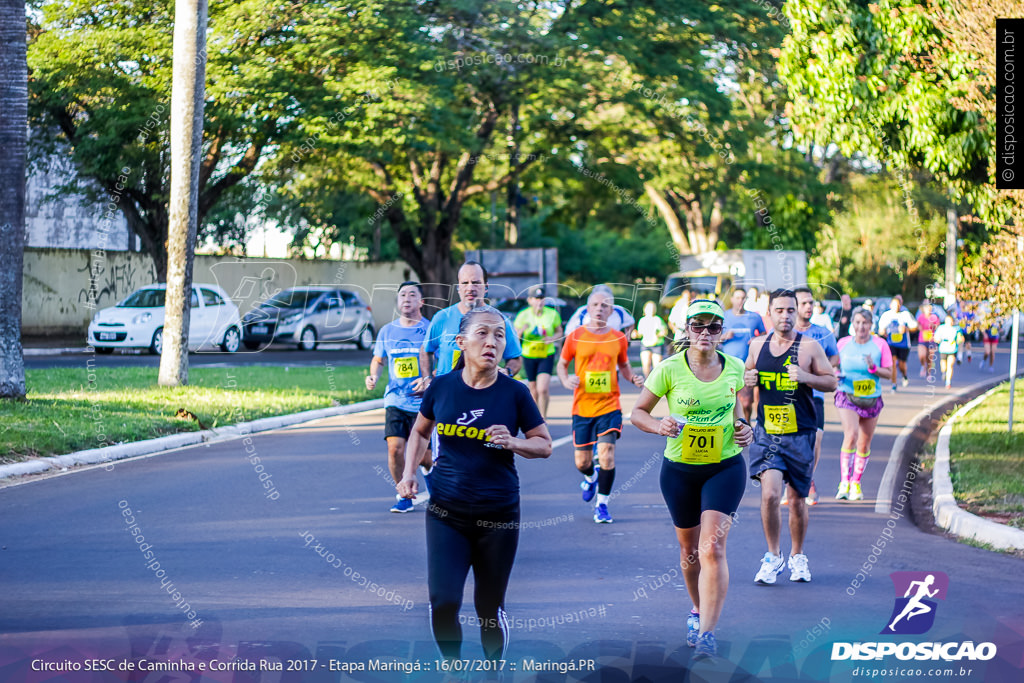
419;371;544;513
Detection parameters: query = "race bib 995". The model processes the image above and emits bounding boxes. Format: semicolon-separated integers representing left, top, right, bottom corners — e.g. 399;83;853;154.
763;404;797;434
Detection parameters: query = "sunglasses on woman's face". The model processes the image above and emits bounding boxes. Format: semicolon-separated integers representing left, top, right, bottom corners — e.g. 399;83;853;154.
688;322;723;335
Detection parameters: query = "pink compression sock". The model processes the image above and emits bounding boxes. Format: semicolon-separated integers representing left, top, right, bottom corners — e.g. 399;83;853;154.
852;451;871;483
840;448;856;482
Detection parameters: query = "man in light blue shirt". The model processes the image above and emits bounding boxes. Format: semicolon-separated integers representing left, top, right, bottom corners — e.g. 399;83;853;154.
721;288;767;361
794;287;840;506
720;288;766;421
418;261;522;383
366;282;433;512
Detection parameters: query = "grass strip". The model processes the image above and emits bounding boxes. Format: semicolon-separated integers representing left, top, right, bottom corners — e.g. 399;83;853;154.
1;364;382;462
947;382;1024;529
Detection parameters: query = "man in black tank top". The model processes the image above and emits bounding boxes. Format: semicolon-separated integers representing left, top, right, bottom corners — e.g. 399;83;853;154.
743;289;837;585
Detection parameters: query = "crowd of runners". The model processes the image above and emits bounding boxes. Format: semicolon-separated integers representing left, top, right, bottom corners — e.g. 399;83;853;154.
362;261;1004;671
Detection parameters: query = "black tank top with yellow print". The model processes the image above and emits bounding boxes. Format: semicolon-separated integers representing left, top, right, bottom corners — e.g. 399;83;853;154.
754;332;817;434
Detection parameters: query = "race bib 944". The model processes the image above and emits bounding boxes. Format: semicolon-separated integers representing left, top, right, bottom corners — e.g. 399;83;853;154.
584;371;612;393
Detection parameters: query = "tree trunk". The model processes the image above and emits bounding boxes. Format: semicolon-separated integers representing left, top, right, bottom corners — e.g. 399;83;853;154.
158;0;207;387
0;0;27;399
644;183;691;257
708;194;726;250
504;102;520;246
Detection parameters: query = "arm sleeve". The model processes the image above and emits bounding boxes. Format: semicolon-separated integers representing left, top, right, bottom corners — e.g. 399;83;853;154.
837;336;850;353
372;329;386;359
753;314;766;335
419;381;437;420
552;309;563;328
423;313;443;353
513;309;528;332
515;380;546;434
822;332;839;357
502;318;522;359
560;330;577;362
617;332;629;364
875;336;893;368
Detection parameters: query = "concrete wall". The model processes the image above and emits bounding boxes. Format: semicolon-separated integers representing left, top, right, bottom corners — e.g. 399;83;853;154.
22;248;418;336
25;158;132;251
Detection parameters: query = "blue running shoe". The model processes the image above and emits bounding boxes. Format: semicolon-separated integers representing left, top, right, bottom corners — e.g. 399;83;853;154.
694;631;717;659
580;466;600;502
593;503;613;523
390;497;414;513
686;610;700;647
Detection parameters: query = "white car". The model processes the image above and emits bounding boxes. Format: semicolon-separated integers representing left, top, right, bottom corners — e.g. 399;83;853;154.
88;283;242;354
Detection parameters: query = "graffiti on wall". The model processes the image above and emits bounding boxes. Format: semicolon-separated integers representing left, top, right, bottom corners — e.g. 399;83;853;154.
77;259;158;309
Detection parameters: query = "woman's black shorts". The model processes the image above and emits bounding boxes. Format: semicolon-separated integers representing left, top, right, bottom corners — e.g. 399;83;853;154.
659;454;746;529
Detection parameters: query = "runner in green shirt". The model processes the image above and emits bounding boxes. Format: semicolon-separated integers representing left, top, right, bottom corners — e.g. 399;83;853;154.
630;299;754;660
513;287;563;418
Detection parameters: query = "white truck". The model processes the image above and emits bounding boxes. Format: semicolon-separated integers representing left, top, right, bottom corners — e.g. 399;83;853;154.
660;249;808;312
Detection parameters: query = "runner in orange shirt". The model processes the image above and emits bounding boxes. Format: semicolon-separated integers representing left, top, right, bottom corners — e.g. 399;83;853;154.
557;285;644;523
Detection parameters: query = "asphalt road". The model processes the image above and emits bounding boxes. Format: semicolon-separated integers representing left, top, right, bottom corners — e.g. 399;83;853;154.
1;348;1023;682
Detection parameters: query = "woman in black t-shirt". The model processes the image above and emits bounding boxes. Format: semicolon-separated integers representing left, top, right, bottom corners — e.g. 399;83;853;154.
398;305;552;666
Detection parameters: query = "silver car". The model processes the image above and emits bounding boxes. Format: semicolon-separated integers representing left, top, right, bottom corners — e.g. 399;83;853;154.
242;286;375;351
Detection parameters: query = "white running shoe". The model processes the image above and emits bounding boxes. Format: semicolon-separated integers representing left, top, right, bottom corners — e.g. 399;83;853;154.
849;481;864;501
836;481;849;500
788;553;812;582
754;552;785;585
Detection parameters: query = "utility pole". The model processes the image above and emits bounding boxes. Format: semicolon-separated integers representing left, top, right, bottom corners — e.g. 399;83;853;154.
945;205;957;308
1009;234;1022;433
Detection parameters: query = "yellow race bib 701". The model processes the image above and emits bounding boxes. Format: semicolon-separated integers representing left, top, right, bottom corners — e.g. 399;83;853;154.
680;425;724;464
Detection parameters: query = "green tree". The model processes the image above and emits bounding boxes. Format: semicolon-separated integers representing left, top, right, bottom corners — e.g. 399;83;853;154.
808;173;948;296
28;0;327;280
778;0;991;221
281;0;804;294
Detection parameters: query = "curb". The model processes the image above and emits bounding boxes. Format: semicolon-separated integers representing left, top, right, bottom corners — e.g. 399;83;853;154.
23;347;93;356
876;370;1024;516
933;386;1024;551
0;398;386;484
